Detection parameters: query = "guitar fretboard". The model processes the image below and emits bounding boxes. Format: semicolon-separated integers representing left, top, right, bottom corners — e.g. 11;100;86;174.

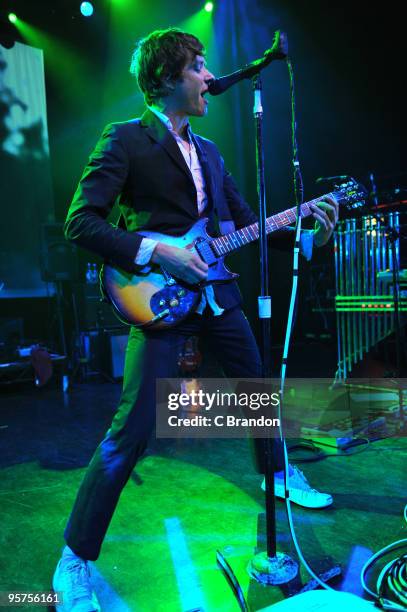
211;194;335;257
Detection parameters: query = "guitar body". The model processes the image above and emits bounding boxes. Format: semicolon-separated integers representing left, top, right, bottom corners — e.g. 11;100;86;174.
101;218;238;329
101;181;366;330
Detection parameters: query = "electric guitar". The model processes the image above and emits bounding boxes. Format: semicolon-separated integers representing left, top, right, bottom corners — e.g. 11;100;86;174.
101;179;366;329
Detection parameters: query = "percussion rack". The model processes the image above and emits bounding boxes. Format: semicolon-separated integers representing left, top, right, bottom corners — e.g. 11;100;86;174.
334;212;407;381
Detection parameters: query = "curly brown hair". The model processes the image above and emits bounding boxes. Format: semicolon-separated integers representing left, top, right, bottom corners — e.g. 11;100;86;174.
130;28;205;105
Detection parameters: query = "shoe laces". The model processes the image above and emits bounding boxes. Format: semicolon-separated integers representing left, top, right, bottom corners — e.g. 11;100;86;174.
289;466;316;493
65;559;93;602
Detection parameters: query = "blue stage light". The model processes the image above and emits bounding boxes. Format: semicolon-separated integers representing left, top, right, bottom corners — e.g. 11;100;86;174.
80;2;94;17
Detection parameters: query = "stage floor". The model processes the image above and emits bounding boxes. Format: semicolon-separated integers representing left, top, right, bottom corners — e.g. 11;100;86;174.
0;381;405;611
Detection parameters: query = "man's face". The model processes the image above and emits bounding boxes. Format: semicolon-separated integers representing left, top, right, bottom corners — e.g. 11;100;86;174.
170;54;214;117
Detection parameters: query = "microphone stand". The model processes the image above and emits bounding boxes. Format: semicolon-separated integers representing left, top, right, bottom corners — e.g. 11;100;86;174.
212;31;299;596
247;74;298;584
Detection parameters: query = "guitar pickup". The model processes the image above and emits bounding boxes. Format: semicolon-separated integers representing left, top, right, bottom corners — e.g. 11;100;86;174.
195;239;218;265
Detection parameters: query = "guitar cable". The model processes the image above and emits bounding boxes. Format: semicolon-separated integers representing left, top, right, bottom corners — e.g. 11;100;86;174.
360;503;407;610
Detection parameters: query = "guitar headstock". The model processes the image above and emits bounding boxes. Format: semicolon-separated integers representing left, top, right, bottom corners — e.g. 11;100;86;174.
332;178;368;212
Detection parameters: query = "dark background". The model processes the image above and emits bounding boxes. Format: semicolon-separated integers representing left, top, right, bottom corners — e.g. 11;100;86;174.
0;0;405;373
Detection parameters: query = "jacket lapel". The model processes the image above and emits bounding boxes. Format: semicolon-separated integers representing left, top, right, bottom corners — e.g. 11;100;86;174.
140;109;226;226
192;132;234;226
140;109;194;184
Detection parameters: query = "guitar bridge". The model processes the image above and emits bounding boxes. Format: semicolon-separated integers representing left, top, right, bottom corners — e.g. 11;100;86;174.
160;266;176;286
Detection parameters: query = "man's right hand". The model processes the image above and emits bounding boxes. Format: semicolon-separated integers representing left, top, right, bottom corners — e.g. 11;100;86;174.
151;243;208;284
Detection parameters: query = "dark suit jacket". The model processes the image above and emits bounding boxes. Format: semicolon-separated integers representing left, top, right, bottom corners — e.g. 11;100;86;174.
65;109;295;309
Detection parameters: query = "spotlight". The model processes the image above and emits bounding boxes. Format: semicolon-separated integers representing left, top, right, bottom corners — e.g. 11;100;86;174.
204;2;214;12
80;2;94;17
8;13;17;24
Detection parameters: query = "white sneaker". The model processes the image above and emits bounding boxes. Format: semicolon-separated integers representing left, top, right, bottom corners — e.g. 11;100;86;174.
261;465;333;509
52;557;101;612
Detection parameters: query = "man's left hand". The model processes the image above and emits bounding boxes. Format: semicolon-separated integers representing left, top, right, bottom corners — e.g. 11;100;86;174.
310;196;339;247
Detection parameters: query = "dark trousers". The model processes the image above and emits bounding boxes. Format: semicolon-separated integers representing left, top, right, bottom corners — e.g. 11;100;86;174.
64;306;284;561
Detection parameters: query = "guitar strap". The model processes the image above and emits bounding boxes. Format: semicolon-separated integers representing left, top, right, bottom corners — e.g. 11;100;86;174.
191;132;236;238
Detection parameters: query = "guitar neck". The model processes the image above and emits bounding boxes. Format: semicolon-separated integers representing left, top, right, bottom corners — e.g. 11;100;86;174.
211;192;336;257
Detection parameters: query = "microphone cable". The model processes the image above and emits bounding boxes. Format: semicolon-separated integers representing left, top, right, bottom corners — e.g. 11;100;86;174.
276;56;339;594
277;59;403;610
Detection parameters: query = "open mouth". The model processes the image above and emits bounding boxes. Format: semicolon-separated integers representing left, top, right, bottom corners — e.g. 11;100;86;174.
200;90;209;108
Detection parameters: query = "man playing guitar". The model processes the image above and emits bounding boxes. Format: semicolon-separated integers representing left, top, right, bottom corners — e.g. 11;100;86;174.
53;28;338;611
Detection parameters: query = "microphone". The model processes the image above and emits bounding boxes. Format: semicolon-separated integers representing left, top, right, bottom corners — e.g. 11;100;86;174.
207;30;288;96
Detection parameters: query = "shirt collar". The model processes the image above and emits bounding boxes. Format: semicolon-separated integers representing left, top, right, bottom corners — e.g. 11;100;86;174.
148;105;191;141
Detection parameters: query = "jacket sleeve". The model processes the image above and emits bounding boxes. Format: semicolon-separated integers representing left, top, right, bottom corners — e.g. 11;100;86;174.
64;123;143;273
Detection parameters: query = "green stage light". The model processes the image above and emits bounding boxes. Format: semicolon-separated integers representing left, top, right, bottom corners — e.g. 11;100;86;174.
204;2;214;12
8;13;17;24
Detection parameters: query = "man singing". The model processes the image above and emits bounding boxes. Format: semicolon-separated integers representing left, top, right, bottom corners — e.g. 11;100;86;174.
53;28;338;611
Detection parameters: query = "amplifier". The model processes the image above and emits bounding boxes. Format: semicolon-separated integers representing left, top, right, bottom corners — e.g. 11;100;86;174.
75;282;122;330
40;223;79;282
81;328;129;380
102;329;129;380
